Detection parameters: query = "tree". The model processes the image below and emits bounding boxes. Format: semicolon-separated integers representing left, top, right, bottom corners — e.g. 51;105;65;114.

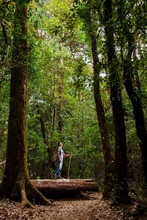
76;0;114;198
104;0;129;203
0;0;53;207
117;0;147;186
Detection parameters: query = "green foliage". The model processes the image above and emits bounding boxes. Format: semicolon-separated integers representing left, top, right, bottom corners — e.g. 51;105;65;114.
1;0;147;197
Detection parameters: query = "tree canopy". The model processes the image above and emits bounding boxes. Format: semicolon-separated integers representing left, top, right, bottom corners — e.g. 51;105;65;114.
0;0;147;206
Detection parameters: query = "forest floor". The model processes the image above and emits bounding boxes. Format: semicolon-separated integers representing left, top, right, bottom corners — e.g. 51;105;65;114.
0;191;147;220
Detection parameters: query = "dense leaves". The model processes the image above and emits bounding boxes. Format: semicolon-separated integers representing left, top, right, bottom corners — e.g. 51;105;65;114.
0;0;147;207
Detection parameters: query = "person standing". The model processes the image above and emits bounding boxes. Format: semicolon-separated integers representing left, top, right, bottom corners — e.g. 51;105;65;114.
53;142;72;179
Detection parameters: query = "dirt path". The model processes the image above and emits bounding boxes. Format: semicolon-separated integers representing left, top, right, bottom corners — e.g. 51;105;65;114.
0;192;145;219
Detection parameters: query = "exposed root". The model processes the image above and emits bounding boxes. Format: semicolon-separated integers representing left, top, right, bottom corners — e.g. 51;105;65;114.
20;185;55;208
1;178;55;208
26;181;55;206
21;189;34;209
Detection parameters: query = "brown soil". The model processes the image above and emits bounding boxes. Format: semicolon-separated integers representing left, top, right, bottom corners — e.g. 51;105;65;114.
0;192;146;219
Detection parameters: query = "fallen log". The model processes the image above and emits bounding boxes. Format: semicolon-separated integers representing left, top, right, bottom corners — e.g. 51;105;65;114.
31;179;98;198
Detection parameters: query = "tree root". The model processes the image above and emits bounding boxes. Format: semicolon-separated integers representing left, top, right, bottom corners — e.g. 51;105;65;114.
21;181;55;208
1;177;55;208
16;180;55;208
26;182;55;207
21;189;34;208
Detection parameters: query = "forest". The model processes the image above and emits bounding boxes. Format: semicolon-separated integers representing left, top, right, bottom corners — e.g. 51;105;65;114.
0;0;147;219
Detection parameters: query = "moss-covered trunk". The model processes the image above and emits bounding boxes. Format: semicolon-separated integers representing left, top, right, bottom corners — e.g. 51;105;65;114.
0;1;53;207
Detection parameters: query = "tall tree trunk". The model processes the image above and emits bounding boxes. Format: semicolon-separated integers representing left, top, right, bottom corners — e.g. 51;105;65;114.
86;8;113;198
104;0;129;203
117;0;147;186
0;1;52;207
123;35;147;184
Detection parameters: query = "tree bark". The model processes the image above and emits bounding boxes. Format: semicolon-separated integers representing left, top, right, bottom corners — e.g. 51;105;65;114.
31;179;98;197
104;0;129;203
85;6;113;198
117;0;147;185
0;1;53;207
123;35;147;184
